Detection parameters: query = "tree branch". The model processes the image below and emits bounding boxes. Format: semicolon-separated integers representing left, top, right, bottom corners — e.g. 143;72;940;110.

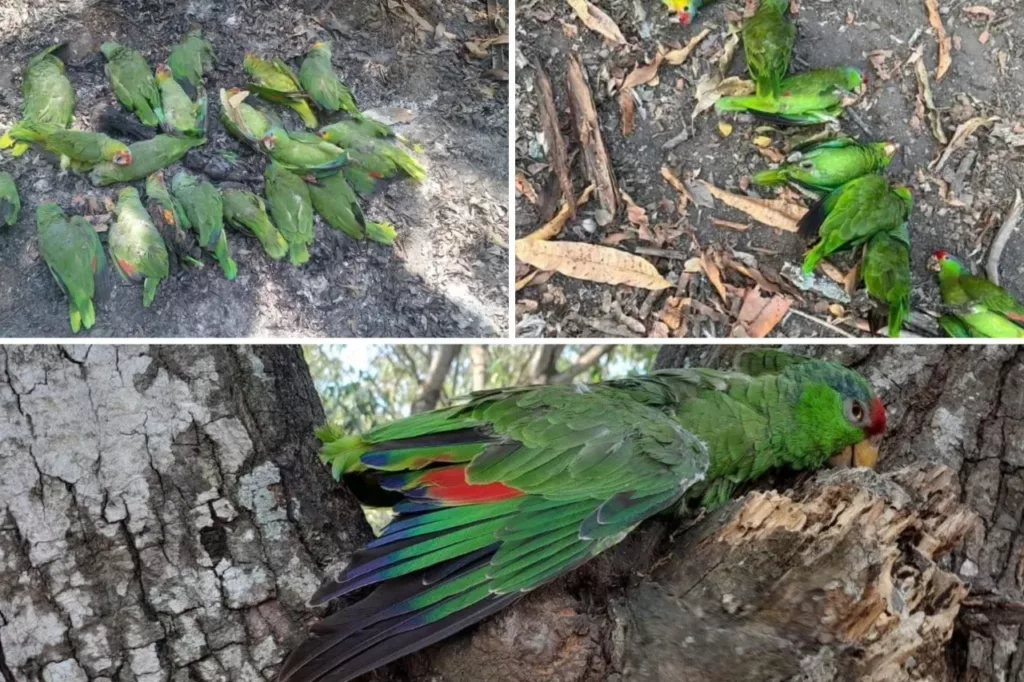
550;345;615;384
411;345;462;414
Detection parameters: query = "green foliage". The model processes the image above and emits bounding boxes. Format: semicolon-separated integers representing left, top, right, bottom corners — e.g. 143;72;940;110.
303;345;658;434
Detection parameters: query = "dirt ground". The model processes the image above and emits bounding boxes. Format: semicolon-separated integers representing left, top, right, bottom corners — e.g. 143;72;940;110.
514;0;1024;338
0;0;509;338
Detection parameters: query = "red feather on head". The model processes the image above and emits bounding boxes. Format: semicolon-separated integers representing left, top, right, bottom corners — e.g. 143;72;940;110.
866;397;886;436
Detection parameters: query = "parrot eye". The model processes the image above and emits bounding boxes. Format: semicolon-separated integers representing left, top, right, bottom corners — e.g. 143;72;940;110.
799;161;814;170
844;399;867;426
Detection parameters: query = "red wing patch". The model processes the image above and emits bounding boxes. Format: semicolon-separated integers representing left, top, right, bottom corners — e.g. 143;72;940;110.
417;467;524;504
119;259;137;277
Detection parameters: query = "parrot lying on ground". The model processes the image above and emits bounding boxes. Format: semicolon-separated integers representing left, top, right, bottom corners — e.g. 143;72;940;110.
169;170;236;279
168;28;214;96
90;134;206;185
262;128;348;176
299;42;358;114
101;42;164;128
929;251;1024;338
0;121;132;168
277;349;886;682
716;67;863;125
265;162;315;265
155;64;204;137
742;0;795;99
243;53;318;128
144;172;204;273
305;171;366;240
0;44;76;155
319;120;426;182
221;186;288;259
800;175;913;274
36;202;106;332
366;221;397;245
110;187;170;307
753;138;894;191
219;88;276;148
861;223;911;338
0;172;20;227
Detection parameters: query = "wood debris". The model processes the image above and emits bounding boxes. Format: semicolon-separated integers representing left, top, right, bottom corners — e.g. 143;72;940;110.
534;62;574;216
567;55;618;217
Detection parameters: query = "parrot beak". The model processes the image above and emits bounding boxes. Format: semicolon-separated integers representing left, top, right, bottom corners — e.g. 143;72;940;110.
114;151;132;166
828;435;882;469
884;142;898;157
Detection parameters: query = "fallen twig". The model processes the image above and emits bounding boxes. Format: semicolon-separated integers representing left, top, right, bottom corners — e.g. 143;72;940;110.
986;189;1023;285
534;62;574;217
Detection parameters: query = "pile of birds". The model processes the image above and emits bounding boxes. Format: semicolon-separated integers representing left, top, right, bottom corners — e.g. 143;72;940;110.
0;31;426;333
657;0;1024;337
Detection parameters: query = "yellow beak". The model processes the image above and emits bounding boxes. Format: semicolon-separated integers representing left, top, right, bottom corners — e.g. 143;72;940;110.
828;436;881;469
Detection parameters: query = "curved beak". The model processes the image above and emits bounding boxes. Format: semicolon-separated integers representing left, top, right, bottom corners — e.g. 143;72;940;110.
828;435;881;469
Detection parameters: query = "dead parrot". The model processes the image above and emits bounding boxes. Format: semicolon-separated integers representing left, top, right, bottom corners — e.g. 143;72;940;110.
101;42;164;128
299;42;358;114
305;171;366;240
861;223;912;338
36;201;106;332
243;53;318;128
168;28;215;95
1;121;131;168
929;251;1024;338
264;162;315;265
261;127;347;176
319;119;426;182
221;185;288;259
0;172;21;227
109;187;170;307
169;170;237;279
145;172;204;272
716;67;864;125
219;88;277;148
0;44;75;155
155;64;204;137
90;134;206;186
753;138;895;191
742;0;795;99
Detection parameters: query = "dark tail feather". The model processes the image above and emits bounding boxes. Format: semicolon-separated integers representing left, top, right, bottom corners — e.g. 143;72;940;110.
798;194;829;241
92;104;156;141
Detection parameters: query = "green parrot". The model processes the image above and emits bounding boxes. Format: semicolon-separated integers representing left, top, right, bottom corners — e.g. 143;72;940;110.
22;44;75;127
144;172;204;272
261;127;347;176
219;88;277;147
0;172;20;227
36;202;107;332
109;187;170;307
716;67;863;125
298;42;358;114
90;134;206;185
167;28;214;92
265;162;315;265
742;0;795;99
800;175;913;275
155;64;203;137
221;186;288;259
169;170;237;279
938;315;979;338
101;42;164;128
276;349;886;682
366;221;397;246
342;166;380;196
1;121;132;168
929;251;1024;338
306;171;366;240
319;120;426;182
861;223;911;338
243;53;318;128
753;138;895;191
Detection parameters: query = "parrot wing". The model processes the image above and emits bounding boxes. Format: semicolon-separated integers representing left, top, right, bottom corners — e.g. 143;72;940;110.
959;275;1024;324
279;382;709;682
862;229;912;337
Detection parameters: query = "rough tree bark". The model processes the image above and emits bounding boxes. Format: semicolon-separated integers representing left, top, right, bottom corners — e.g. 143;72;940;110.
3;346;1020;682
0;346;370;682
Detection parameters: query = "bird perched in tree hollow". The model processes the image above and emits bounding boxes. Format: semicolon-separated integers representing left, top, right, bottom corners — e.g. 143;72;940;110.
278;350;886;682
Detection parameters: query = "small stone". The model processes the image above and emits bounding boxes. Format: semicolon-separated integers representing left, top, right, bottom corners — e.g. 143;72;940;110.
959;558;979;578
594;209;613;227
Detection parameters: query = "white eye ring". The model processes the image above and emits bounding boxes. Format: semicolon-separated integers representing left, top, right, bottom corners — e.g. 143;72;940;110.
845;399;866;425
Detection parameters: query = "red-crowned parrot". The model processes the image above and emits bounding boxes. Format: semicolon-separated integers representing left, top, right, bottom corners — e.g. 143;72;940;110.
661;0;720;25
753;138;894;191
716;67;863;125
221;186;288;259
742;0;795;99
277;350;886;682
0;44;75;155
261;127;347;176
109;187;169;307
144;171;203;272
1;121;131;168
243;53;318;128
90;134;206;186
170;170;236;278
299;42;358;114
305;171;366;240
0;172;20;227
929;251;1024;338
319;119;426;182
101;42;164;128
800;175;913;274
36;202;106;332
168;28;214;95
265;162;315;265
155;64;203;137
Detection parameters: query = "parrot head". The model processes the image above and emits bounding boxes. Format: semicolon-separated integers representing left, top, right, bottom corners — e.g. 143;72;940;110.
839;66;866;92
118;186;140;203
154;64;173;82
261;133;279;151
311;41;331;51
107;141;132;166
663;0;695;24
99;42;122;59
37;201;65;224
892;184;914;214
928;250;963;274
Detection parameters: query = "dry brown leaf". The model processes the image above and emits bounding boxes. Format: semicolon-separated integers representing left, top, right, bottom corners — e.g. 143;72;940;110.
700;254;729;303
522;184;596;241
924;0;952;81
701;181;807;231
818;260;846;285
712;217;750;231
658;296;688;330
692;76;754;121
401;1;435;31
931;116;1000;171
963;5;995;17
622;192;649;230
515;173;538;204
514;270;539;291
619;54;664;136
515;239;671;290
663;27;713;65
566;0;626;44
747;296;791;337
601;232;632;246
718;121;734;137
660;166;694;208
737;287;771;325
914;58;947;144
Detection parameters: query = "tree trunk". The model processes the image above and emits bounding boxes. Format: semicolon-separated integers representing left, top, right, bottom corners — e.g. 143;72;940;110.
469;346;489;392
2;346;1018;682
0;345;370;682
410;346;461;414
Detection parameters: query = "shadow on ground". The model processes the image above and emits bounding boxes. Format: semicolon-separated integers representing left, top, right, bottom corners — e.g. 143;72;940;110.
0;0;509;338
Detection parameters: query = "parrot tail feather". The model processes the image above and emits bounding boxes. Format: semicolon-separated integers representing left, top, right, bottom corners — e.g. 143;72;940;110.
887;298;909;338
714;95;765;113
289;242;310;266
797;195;829;241
81;299;96;330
